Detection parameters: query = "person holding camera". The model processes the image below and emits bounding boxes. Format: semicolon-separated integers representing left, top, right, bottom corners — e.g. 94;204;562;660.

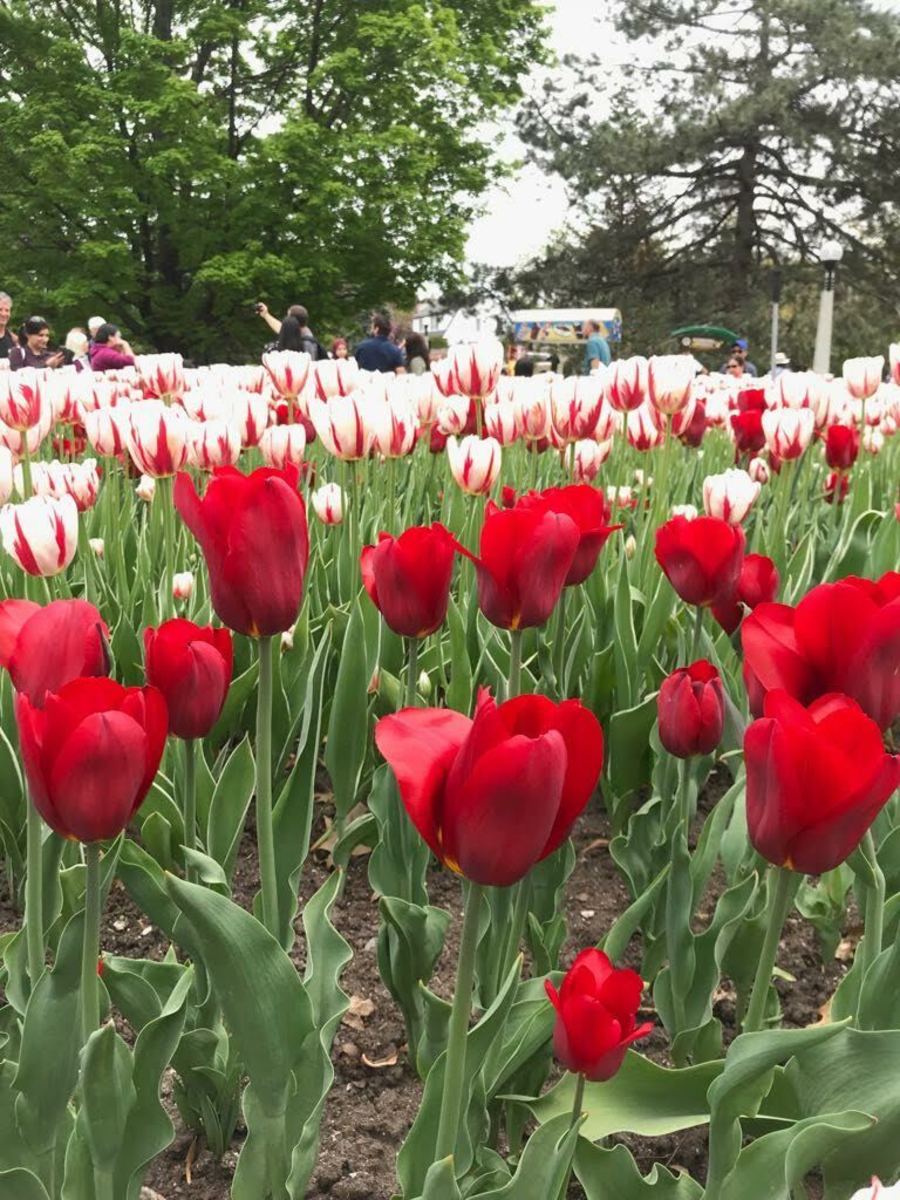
9;316;65;370
256;302;323;359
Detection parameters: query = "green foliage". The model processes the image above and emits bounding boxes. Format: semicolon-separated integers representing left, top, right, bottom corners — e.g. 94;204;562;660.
0;0;548;360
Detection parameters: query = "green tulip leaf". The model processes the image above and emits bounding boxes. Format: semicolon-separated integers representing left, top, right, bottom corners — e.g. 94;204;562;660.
13;911;84;1157
468;1112;580;1198
575;1140;703;1199
525;1053;721;1141
80;1025;136;1170
206;735;255;883
0;1169;51;1200
165;873;314;1118
325;596;373;822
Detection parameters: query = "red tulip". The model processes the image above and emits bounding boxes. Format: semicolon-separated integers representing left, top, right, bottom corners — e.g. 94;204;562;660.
545;949;653;1081
521;486;622;587
458;500;579;629
360;524;457;638
824;424;860;470
657;660;724;758
0;599;109;706
16;677;167;842
654;515;745;608
730;409;766;455
174;465;309;637
143;619;233;739
745;690;900;874
375;691;603;886
711;553;779;634
742;572;900;729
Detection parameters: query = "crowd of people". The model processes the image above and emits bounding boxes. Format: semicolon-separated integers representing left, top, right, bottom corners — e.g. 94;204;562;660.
0;289;780;382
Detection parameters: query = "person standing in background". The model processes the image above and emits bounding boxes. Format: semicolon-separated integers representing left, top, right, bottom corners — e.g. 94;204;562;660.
64;328;91;370
582;318;611;373
354;313;405;373
0;292;16;358
403;330;430;375
720;338;758;376
331;337;349;360
87;316;105;346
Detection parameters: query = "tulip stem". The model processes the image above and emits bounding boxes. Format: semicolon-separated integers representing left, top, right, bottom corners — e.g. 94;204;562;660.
78;517;94;606
183;738;197;882
860;829;885;990
743;866;797;1034
160;476;176;620
435;881;483;1163
255;635;279;939
405;637;419;709
81;841;102;1045
690;604;704;661
555;589;567;698
555;1071;586;1200
508;628;523;699
25;799;44;990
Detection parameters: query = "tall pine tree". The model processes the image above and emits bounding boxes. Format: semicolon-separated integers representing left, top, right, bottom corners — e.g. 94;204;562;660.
513;0;900;360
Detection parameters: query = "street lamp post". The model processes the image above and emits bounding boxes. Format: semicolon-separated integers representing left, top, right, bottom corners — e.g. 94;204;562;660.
812;239;843;374
769;266;782;376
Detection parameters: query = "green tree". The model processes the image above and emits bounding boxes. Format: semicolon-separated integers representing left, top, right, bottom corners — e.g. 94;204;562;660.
0;0;547;361
510;0;900;363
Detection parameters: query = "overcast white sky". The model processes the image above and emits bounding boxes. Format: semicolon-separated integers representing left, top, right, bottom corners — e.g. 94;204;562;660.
465;2;619;268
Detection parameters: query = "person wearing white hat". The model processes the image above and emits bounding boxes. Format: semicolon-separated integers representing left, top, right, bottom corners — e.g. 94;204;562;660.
87;316;105;347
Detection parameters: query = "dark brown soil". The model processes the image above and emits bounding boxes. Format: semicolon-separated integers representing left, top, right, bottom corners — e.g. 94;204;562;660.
1;774;844;1200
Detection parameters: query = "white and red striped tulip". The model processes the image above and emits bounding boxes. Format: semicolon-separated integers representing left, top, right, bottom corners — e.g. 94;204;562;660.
230;390;270;447
572;438;612;483
647;355;694;416
446;434;501;495
126;401;190;477
550;375;605;441
702;468;760;525
136;353;185;400
448;339;503;399
55;460;101;511
263;350;312;399
83;405;130;457
314;358;359;401
671;503;698;519
436;394;471;436
312;482;344;525
762;407;815;460
371;395;418;458
748;456;771;485
186;420;242;470
0;446;13;504
432;357;460;398
173;570;195;600
607;356;648;412
842;356;884;401
259;424;307;469
309;394;374;460
484;397;519;445
513;384;553;441
0;368;47;430
626;400;665;451
850;1179;900;1200
863;426;884;455
770;370;817;410
136;475;156;502
0;493;78;577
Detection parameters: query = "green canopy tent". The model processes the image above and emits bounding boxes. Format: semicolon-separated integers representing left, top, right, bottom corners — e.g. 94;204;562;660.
670;324;741;351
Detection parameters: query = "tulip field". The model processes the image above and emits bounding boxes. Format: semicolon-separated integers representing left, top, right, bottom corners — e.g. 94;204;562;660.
0;343;898;1200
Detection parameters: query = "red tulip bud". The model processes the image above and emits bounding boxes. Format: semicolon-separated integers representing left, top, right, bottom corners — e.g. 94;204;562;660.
657;660;724;758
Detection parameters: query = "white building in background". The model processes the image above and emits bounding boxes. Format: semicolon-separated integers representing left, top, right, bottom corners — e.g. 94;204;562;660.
410;296;500;344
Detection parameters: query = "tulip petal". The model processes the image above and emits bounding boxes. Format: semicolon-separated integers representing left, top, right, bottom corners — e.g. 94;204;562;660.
0;599;40;667
48;711;147;841
741;603;817;706
8;599;109;705
445;730;567;886
375;707;473;863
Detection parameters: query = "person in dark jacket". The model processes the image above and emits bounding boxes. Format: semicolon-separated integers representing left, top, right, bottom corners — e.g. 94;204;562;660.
354;313;405;374
0;292;17;359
